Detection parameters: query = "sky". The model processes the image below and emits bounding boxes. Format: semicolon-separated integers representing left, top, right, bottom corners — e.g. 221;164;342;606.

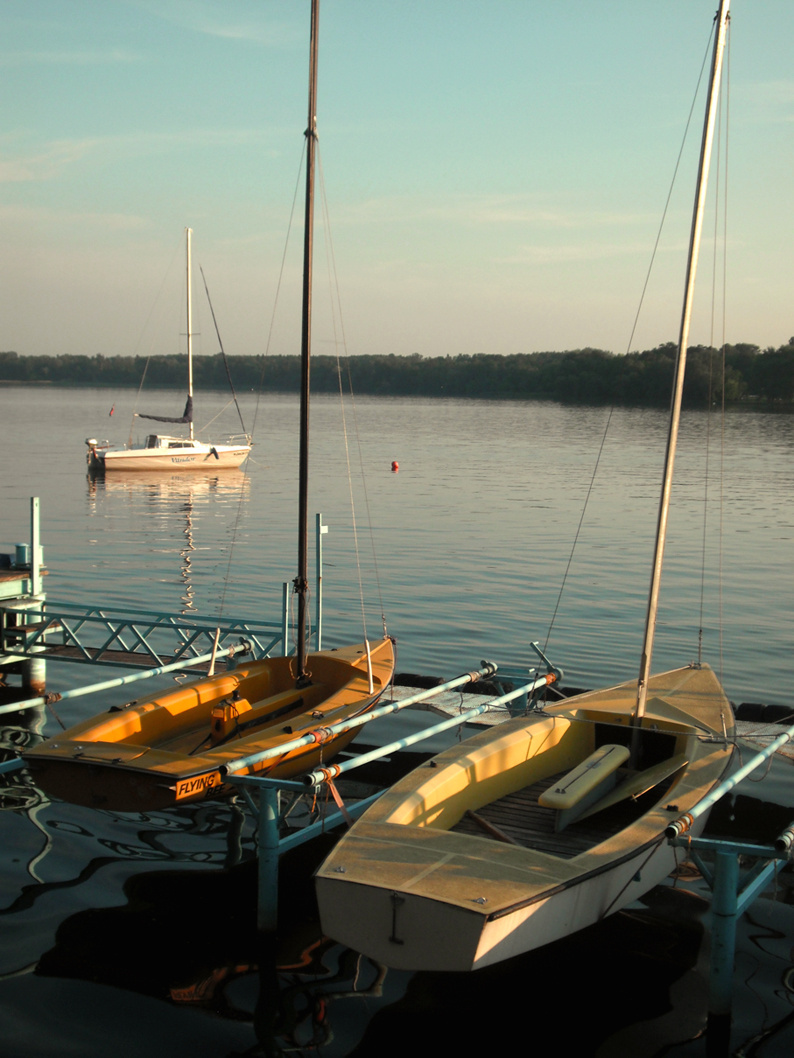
2;0;791;364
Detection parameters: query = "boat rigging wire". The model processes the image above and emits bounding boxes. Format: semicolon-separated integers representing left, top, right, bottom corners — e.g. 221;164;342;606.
543;20;722;660
249;145;308;441
216;153;307;623
343;360;389;637
316;144;388;640
198;265;249;435
621;29;715;361
123;235;186;445
698;21;731;679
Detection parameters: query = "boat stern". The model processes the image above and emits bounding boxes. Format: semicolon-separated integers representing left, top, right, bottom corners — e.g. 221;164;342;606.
316;870;489;972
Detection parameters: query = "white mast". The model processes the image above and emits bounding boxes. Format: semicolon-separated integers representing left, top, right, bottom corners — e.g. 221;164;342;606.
186;226;194;441
635;0;731;723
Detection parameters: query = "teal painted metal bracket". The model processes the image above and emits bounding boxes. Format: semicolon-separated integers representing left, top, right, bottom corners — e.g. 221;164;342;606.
221;659;562;934
671;829;793;1031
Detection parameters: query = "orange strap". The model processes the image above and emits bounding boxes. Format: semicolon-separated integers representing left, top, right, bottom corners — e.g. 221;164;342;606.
326;778;354;827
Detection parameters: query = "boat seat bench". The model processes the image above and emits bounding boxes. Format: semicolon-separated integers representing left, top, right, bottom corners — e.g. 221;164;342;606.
210;684;326;745
576;751;689;822
539;743;630;831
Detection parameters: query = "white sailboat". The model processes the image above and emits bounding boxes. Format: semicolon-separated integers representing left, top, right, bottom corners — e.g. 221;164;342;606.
86;228;251;472
27;0;395;811
315;0;737;972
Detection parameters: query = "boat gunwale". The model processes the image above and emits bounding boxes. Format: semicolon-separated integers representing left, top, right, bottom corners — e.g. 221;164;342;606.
22;637;395;806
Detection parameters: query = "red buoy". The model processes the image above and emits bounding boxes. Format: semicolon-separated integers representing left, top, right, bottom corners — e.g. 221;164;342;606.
391;461;399;473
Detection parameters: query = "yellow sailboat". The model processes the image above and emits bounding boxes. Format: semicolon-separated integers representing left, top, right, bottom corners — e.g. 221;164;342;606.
23;639;394;812
316;666;732;971
315;0;736;971
25;0;395;811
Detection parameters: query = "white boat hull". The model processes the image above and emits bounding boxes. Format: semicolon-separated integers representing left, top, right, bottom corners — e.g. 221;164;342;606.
318;811;708;972
316;665;735;972
88;439;250;472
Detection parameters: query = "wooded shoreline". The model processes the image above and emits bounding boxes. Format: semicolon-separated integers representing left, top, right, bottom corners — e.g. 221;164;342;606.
2;341;792;406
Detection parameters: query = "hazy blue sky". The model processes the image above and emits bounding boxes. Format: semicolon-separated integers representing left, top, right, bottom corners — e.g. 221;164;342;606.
2;1;791;364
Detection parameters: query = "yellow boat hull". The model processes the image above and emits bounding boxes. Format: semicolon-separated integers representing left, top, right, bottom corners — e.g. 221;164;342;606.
24;638;394;812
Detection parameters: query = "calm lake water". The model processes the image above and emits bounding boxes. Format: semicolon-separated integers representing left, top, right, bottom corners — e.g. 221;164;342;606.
1;384;793;1056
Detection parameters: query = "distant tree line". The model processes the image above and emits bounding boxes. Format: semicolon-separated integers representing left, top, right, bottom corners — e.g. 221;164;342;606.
1;340;793;406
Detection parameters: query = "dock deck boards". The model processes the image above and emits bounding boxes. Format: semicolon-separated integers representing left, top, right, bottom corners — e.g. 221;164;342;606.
451;772;674;859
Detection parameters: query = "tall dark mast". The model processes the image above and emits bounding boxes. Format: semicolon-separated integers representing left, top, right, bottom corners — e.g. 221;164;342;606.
295;0;320;685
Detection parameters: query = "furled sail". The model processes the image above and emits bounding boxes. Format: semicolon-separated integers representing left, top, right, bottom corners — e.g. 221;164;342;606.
138;395;193;424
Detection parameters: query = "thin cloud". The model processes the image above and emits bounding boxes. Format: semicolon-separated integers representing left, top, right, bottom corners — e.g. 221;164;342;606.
0;203;147;231
745;79;794;104
0;49;141;67
0;140;95;182
499;241;673;266
0;128;275;182
332;193;651;232
134;0;297;47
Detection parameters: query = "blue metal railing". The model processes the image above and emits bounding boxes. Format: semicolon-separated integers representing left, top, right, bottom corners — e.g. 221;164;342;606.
1;601;288;668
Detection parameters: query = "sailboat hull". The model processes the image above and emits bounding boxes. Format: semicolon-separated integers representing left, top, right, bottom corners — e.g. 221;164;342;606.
89;440;250;472
319;827;693;972
315;665;734;972
23;638;394;812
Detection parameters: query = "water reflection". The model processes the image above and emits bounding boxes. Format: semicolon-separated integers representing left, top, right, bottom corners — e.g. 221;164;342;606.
86;469;250;500
14;838;794;1057
0;710;46;813
0;749;791;1056
2;386;794;1053
85;470;250;617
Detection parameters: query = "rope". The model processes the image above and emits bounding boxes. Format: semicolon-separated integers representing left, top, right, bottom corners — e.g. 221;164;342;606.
250;144;307;441
217;151;306;625
544;23;719;658
214;469;251;622
45;697;67;730
197;396;236;432
125;235;185;445
622;28;715;361
544;406;613;652
718;28;732;689
698;20;731;681
344;360;388;635
600;837;665;919
316;144;385;642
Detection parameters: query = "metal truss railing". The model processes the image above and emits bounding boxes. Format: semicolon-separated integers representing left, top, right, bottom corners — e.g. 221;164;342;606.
0;599;291;669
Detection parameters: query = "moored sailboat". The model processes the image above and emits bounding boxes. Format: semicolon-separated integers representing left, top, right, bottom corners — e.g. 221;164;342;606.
86;228;251;472
22;639;395;811
26;0;395;811
315;0;737;971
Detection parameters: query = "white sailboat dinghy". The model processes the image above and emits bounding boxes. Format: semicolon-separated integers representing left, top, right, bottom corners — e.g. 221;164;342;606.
86;228;251;472
315;0;737;972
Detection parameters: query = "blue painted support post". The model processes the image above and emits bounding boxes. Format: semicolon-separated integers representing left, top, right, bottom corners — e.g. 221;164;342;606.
30;497;41;598
316;513;327;650
671;825;793;1051
709;850;740;1023
257;785;280;934
227;775;309;933
281;582;289;656
22;497;47;696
